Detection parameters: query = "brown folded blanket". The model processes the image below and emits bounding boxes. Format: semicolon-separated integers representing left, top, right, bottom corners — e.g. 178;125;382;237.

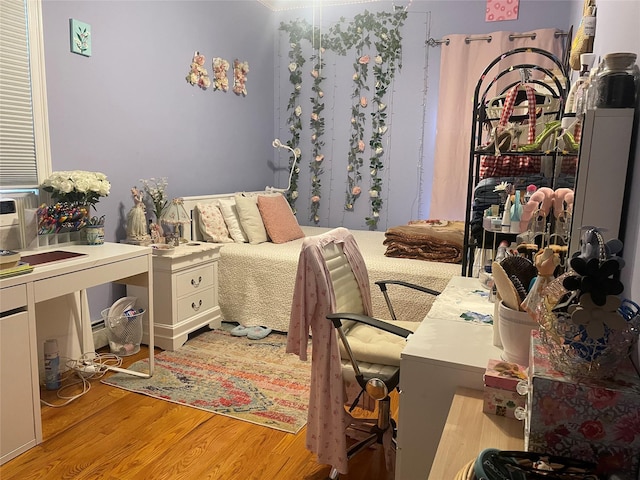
383;221;465;263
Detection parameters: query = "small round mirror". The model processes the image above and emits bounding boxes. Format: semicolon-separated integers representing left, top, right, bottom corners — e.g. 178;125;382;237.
365;378;388;400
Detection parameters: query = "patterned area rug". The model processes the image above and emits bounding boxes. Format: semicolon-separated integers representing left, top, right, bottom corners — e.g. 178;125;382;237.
102;327;311;433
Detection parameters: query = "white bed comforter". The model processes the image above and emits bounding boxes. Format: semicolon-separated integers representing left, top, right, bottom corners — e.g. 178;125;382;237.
218;226;461;332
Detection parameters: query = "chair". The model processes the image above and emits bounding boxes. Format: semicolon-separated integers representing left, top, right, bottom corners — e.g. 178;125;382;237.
286;227;440;479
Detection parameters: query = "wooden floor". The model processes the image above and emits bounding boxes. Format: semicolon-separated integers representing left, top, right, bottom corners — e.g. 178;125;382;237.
1;344;398;480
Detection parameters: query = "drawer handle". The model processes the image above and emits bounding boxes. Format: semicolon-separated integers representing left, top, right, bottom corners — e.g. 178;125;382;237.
192;299;203;311
191;276;202;288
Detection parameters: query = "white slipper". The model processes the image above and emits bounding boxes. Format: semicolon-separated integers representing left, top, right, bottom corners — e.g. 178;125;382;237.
247;326;272;340
230;325;250;336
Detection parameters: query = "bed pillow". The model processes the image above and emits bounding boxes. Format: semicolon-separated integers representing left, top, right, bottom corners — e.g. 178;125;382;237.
234;194;268;244
217;198;248;243
196;203;233;243
257;194;304;244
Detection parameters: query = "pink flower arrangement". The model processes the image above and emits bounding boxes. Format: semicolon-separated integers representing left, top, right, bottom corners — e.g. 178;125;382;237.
212;57;230;92
232;59;249;96
185;52;211;90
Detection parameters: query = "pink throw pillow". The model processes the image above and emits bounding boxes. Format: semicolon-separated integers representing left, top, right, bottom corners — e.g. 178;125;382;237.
257;194;304;244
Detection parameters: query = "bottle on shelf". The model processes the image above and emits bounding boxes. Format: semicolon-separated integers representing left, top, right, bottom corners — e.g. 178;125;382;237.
593;52;639;108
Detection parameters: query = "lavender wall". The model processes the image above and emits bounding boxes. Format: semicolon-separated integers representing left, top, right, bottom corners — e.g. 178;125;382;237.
41;0;276;239
41;0;277;317
274;1;575;231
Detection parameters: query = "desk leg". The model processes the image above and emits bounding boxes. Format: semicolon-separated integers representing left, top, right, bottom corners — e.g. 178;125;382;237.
107;259;154;378
79;289;95;355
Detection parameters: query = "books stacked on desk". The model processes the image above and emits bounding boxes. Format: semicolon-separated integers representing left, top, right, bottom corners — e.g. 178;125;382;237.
0;250;34;278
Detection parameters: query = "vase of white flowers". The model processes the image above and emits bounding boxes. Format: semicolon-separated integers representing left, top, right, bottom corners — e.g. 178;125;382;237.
41;170;111;211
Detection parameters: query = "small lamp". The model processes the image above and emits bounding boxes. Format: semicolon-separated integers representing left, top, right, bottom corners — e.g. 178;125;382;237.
160;197;191;246
266;138;299;193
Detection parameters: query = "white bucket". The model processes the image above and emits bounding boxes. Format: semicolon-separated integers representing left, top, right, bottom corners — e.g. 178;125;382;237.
498;300;538;366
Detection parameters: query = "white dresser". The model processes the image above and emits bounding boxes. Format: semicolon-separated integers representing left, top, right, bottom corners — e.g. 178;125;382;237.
395;276;509;480
129;242;222;350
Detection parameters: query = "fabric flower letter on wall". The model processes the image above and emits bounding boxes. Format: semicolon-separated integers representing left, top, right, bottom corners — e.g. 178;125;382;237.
233;59;249;96
185;51;211;90
212;57;230;92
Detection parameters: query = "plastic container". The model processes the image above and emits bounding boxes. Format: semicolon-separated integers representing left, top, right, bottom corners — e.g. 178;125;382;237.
102;308;144;356
498;301;538;366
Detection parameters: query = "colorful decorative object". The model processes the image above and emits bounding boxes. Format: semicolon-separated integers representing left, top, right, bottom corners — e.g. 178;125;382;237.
185;51;211;90
41;170;110;211
212;57;230;92
527;331;640;477
232;59;249;96
70;19;91;57
37;202;89;234
534;227;639;379
485;0;519;22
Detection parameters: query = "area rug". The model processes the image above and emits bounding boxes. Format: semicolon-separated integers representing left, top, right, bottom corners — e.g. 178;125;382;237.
102;327;311;433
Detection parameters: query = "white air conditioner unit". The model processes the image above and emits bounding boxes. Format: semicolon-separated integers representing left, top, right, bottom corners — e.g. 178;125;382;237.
0;193;38;250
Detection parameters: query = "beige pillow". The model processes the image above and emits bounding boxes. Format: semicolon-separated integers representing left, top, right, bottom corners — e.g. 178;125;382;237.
196;203;233;243
217;198;248;243
234;194;268;244
257;194;304;244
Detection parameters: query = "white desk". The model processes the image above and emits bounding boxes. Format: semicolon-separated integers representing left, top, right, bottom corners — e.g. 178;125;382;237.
395;276;504;480
0;242;154;465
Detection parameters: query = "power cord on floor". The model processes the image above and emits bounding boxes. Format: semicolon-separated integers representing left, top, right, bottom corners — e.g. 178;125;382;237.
40;352;123;408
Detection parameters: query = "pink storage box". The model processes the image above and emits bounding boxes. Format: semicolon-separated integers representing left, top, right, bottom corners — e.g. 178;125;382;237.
483;359;527;419
526;332;640;478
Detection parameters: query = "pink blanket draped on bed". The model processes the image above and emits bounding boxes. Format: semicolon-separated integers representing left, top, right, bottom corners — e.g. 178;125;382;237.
383;221;465;264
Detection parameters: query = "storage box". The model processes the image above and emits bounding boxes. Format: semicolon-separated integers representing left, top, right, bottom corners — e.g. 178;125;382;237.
526;331;640;478
483;359;527;419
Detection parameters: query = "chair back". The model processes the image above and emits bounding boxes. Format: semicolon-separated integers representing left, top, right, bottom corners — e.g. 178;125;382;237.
322;242;366;328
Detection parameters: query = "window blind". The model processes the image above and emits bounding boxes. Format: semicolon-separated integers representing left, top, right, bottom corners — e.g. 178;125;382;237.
0;0;38;187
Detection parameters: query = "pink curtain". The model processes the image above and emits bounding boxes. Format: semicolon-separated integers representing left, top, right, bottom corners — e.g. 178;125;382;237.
429;28;564;221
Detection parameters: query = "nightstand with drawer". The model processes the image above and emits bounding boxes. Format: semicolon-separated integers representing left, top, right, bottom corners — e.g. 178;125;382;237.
128;242;222;350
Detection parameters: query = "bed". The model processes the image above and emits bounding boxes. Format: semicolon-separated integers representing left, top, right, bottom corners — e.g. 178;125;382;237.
182;193;461;333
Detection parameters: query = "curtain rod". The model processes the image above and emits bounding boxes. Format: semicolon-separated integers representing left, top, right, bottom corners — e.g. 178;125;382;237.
426;30;568;47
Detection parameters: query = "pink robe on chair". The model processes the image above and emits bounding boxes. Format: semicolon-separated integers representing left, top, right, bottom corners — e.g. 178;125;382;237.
286;227;373;475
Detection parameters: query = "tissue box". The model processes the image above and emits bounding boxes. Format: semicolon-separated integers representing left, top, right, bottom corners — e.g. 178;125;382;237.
526;333;640;478
483;359;527;418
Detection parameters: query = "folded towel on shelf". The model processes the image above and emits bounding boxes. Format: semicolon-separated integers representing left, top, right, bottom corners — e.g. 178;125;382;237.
383;220;465;264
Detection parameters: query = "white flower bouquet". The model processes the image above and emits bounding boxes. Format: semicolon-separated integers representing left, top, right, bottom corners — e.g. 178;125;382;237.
41;170;111;210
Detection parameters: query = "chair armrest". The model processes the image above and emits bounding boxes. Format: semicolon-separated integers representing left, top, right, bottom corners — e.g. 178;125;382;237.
374;280;440;321
326;313;413;338
374;280;441;297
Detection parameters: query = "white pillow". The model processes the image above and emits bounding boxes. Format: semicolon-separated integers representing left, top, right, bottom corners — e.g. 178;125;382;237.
196;203;233;243
217;198;248;243
234;194;268;244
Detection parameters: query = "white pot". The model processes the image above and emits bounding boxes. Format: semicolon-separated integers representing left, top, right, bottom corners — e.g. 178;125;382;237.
498;300;538;366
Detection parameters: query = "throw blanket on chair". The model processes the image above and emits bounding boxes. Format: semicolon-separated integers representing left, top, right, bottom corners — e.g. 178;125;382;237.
383;221;465;264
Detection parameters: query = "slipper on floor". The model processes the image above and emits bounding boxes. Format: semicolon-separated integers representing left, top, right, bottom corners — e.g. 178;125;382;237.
230;325;250;337
247;326;272;340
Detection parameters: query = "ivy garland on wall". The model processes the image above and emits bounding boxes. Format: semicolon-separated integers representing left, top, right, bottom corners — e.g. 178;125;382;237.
279;8;406;229
283;23;307;212
309;38;326;223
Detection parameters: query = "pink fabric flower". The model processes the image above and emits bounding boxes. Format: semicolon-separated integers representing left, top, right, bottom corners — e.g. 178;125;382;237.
352;186;361;196
357;140;365;152
359;55;370;64
311;195;320;203
315;154;324;162
194;55;205;66
360;97;368;108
